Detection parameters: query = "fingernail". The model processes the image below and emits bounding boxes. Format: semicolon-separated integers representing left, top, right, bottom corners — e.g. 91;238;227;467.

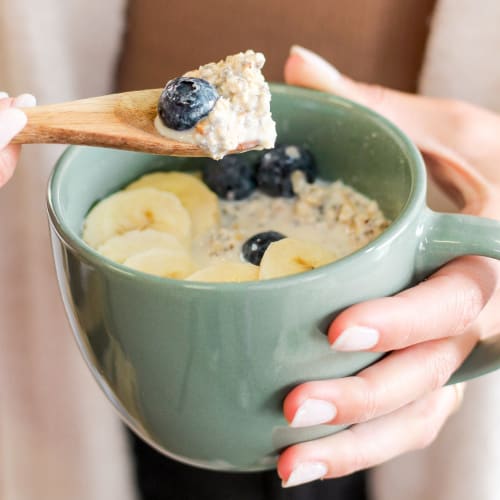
0;108;27;149
331;326;379;351
282;462;328;488
291;399;337;427
0;91;9;100
13;93;37;108
290;45;341;82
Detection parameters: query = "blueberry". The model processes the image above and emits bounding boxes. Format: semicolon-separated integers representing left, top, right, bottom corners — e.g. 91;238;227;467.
256;144;317;197
202;155;256;200
242;231;286;265
157;77;219;131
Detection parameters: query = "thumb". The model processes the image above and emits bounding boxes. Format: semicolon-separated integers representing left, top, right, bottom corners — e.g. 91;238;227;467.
284;45;439;142
284;45;375;105
0;93;34;188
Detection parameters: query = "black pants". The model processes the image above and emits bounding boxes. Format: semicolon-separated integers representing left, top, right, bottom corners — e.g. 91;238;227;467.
129;430;367;500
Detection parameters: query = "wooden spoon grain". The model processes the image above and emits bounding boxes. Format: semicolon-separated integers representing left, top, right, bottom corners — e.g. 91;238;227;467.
11;89;258;157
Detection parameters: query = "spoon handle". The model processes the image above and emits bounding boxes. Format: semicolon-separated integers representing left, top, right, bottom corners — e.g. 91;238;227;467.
10;90;213;156
12;95;120;146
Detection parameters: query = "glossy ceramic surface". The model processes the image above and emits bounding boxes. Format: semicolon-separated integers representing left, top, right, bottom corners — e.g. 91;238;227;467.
47;84;500;471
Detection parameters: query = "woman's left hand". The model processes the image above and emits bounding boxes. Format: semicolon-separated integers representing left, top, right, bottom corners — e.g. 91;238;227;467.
278;46;500;488
0;92;36;188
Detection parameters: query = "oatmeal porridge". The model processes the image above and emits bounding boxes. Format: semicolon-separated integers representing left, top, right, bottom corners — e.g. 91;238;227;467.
82;145;389;282
154;50;277;159
192;172;388;267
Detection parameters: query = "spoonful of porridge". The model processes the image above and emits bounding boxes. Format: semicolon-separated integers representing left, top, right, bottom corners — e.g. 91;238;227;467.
12;50;276;159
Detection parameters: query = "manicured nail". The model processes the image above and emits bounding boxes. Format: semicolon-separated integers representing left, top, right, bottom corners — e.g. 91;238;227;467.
13;93;37;108
0;91;9;100
0;108;27;149
282;462;328;488
290;45;341;82
291;399;337;427
331;326;379;351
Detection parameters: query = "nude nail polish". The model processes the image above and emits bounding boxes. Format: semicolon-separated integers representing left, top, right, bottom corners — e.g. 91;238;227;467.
13;93;37;108
290;45;341;81
282;462;328;488
291;399;337;427
331;326;379;351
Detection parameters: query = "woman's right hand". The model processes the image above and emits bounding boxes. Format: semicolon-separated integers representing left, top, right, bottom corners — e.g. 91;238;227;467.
0;92;36;188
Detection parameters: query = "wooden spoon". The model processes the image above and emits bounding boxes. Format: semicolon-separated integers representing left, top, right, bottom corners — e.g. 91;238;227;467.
11;89;258;157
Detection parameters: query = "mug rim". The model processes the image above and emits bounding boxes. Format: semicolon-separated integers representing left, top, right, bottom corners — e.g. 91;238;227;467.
47;83;426;290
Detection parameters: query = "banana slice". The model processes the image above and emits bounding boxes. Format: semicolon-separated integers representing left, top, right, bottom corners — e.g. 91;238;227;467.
126;171;219;237
96;229;185;263
259;237;337;280
186;262;259;282
124;248;197;279
83;187;191;248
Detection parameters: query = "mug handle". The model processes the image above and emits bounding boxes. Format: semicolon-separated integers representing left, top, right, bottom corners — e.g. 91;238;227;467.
416;208;500;383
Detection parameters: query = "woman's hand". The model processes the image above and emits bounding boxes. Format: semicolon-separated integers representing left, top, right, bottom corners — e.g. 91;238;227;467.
278;46;500;488
0;92;36;188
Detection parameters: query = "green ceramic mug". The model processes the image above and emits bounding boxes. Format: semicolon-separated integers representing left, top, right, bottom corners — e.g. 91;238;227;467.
48;84;500;472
